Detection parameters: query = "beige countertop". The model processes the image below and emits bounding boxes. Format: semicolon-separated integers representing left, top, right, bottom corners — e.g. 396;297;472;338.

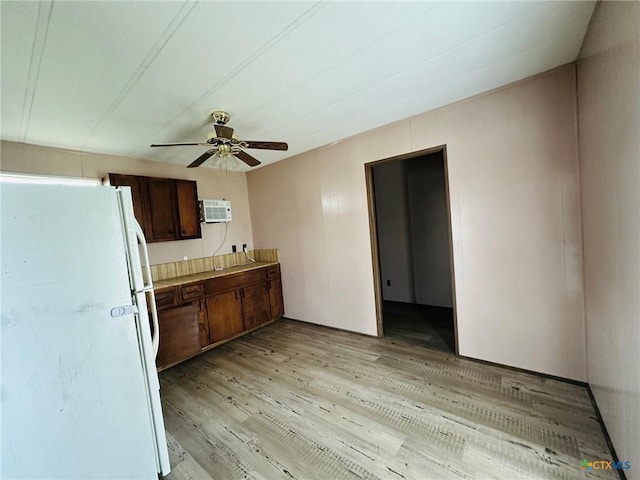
154;261;279;291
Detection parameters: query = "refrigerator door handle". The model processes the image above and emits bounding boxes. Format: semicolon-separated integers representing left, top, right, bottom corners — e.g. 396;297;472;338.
134;220;160;357
134;220;154;292
147;291;160;358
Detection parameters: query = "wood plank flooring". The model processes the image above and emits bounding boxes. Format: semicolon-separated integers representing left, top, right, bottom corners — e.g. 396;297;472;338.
160;318;616;480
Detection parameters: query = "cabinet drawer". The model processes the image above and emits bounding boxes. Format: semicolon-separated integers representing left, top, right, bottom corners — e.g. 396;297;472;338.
266;264;281;279
204;269;267;296
155;288;177;310
181;283;204;302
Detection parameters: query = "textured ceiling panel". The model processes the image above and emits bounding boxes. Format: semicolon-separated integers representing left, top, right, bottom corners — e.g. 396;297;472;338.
0;1;596;171
17;2;187;149
1;1;48;141
87;1;315;160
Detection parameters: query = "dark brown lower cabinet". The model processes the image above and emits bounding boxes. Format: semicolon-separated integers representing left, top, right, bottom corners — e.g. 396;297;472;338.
241;282;271;330
268;278;284;319
157;302;202;369
155;265;284;370
205;290;244;344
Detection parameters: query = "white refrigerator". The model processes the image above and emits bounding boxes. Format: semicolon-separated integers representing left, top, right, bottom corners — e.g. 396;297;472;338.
1;183;171;478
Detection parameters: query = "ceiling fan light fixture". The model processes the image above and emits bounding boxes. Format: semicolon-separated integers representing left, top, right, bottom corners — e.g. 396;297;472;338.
211;144;241;171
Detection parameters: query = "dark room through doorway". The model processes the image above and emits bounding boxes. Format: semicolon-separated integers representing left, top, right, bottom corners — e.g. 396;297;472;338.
370;148;456;354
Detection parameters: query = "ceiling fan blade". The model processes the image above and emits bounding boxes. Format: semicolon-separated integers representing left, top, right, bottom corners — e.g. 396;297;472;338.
234;150;261;167
245;141;288;151
214;124;234;139
150;142;209;147
187;149;216;168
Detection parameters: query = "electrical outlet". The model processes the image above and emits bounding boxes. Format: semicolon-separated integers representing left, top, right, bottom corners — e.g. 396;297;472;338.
386;279;391;286
183;256;188;261
231;245;237;253
242;244;247;252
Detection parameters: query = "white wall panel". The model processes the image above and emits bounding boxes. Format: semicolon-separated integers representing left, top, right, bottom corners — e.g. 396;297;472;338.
248;65;587;380
578;1;640;471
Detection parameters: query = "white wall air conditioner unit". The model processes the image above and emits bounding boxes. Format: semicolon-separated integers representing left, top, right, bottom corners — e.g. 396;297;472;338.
200;199;232;223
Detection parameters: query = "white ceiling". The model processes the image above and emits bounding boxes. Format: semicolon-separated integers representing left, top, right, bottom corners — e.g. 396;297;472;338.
1;1;596;172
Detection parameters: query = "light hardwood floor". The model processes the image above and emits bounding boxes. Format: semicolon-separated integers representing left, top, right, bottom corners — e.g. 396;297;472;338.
161;318;617;480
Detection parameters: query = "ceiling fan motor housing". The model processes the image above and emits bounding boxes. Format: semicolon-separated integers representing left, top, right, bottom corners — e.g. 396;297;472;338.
212;111;230;125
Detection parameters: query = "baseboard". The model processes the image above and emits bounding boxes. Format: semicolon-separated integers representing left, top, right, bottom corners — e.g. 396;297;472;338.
585;385;627;480
282;316;379;338
286;317;587;387
457;354;588;387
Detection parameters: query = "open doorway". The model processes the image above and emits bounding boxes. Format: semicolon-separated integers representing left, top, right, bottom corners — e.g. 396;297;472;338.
366;146;458;354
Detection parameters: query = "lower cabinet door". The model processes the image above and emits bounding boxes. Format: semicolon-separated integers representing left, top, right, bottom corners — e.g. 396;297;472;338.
157;302;201;369
206;290;244;343
197;300;210;348
268;278;284;320
242;282;271;330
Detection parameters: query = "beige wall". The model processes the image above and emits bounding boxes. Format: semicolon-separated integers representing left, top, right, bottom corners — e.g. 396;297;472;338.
373;161;414;303
405;152;453;308
577;1;640;472
248;64;587;381
0;141;254;265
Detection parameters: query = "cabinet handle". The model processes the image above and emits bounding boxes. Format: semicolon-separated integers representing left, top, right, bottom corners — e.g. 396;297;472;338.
234;290;238;300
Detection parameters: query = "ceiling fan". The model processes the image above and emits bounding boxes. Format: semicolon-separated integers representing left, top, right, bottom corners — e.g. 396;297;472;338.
150;111;288;168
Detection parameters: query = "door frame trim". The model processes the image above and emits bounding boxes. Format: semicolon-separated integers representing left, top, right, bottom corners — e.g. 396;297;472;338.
364;144;460;355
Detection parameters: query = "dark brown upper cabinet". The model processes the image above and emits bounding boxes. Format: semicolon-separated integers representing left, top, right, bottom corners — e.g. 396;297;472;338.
108;174;152;239
147;177;177;241
109;173;202;243
174;179;201;239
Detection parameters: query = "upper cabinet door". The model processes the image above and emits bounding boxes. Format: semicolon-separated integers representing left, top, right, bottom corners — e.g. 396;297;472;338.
175;180;201;240
108;173;152;239
147;178;177;241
